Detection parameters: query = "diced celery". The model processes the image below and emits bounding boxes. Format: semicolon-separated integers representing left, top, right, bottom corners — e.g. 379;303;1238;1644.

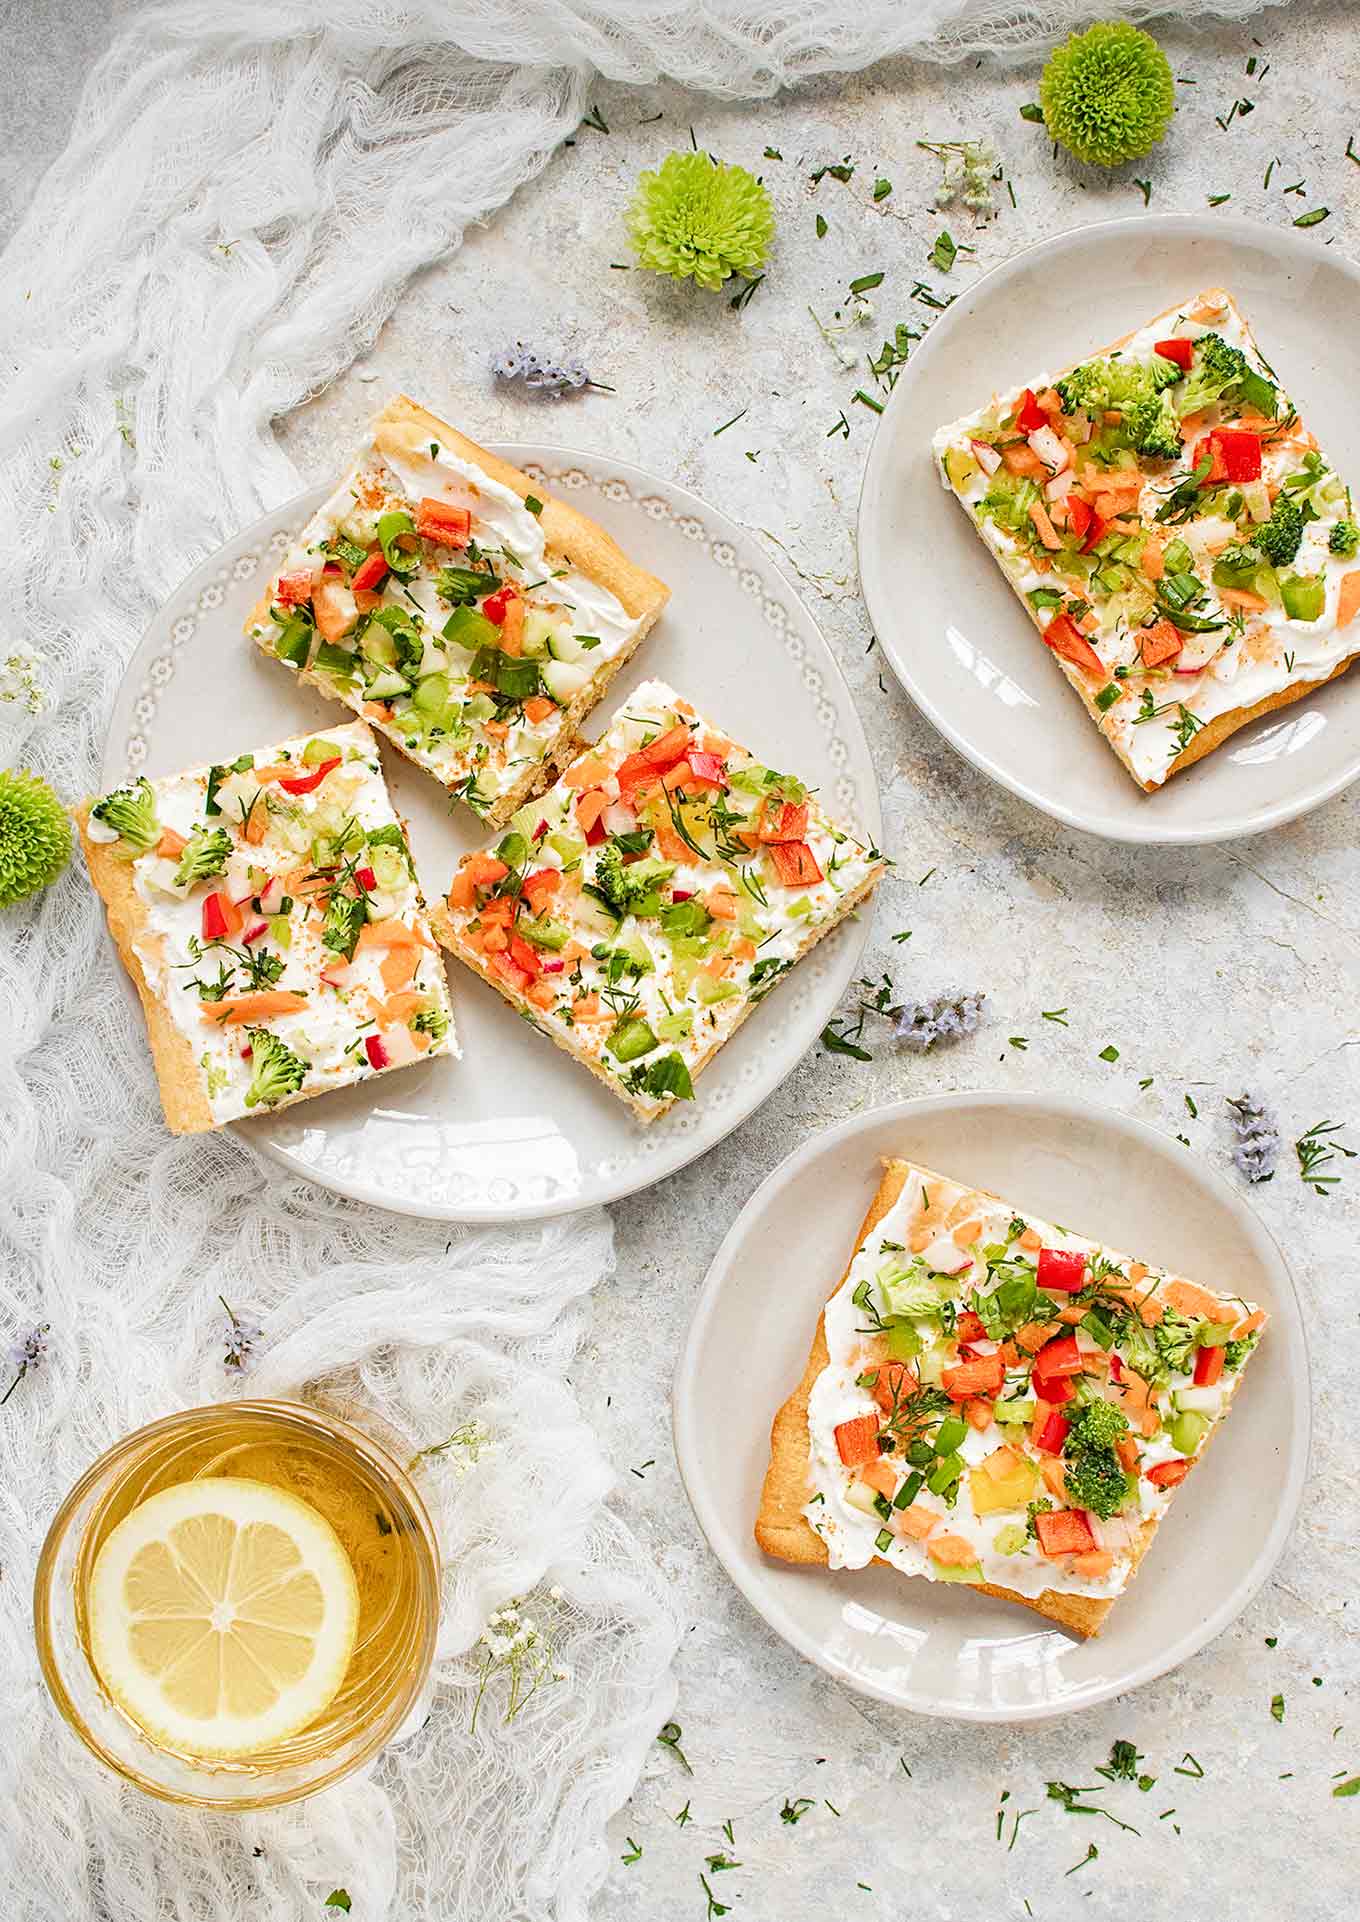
786;896;813;920
463;694;496;725
1170;1411;1208;1455
607;1015;658;1063
936;1416;967;1454
1280;572;1325;622
994;1396;1036;1425
269;916;292;948
413;672;450;715
369;845;407;893
442;606;499;654
930;1561;983;1584
656;1009;694;1042
302;737;337;766
548;831;584;867
884;1321;922;1362
992;1523;1028;1556
696;973;739;1007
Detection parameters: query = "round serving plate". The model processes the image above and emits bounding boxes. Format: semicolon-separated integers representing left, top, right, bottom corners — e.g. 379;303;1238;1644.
858;214;1360;845
673;1092;1309;1721
103;446;882;1221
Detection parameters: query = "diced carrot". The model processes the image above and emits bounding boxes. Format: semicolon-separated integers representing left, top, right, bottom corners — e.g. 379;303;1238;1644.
1218;586;1269;614
1071;1549;1114;1579
1001;444;1046;477
1057;1304;1087;1325
703;954;733;979
866;1360;917;1415
1163;1279;1229;1322
313;578;358;644
1034;1508;1095;1558
563;754;611;791
498;597;524;657
834;1414;881;1467
926;1532;979;1568
201;991;309;1026
704;885;738;919
244;807;267;846
481;926;509;953
964;1398;994;1432
155;828;187;859
523;696;557;724
982;1445;1020;1482
526;979;556;1010
1139;541;1166;581
572;993;610;1024
731;937;757;962
249;764;294;784
1014;1320;1057;1356
380;946;419;994
998;1339;1021;1369
491;950;529;993
895;1506;937;1541
1107;1284;1163;1327
1040;1457;1071;1500
561;940;589;964
954;1219;983;1246
478;895;516;927
380;991;425;1025
575;790;608;835
1117;1370;1162;1438
484;720;510;741
410;1028;430;1053
1116;1434;1141;1472
362;701;394;721
941;1354;1005;1401
447;854;509;912
1233;1309;1266;1338
521;868;562;914
1337;572;1360;630
1028;500;1062;551
1018;1227;1042;1252
858;1457;899;1499
1036;387;1063;414
357;918;434;952
1139;619;1183;669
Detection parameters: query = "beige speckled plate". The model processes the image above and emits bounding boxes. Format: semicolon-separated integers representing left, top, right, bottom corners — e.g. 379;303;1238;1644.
101;447;881;1221
673;1093;1309;1721
859;215;1360;845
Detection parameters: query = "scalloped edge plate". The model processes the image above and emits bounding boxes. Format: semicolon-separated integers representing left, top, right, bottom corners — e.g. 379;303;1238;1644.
103;445;883;1221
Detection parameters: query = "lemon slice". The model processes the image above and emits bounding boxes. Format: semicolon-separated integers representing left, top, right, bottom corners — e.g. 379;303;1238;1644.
88;1476;359;1759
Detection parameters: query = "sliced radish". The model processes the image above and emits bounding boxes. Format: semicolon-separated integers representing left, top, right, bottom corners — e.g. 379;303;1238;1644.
241;919;269;946
1027;424;1069;473
364;1033;390;1071
320;961;353;991
921;1236;972;1276
602;802;637;836
257;877;284;916
969;438;1002;475
1045;469;1076;504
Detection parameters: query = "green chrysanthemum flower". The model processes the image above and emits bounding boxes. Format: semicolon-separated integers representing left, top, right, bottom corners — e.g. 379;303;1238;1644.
626;151;774;291
0;769;71;909
1040;23;1175;168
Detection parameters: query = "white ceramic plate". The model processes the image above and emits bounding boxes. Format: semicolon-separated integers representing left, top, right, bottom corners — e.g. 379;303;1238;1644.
103;447;882;1221
859;214;1360;845
673;1093;1309;1721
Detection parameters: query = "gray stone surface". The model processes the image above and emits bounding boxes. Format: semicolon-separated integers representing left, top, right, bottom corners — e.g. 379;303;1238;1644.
9;3;1360;1917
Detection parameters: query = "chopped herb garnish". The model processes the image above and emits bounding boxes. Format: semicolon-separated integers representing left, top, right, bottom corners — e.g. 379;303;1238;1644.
1294;207;1331;228
1098;1044;1119;1063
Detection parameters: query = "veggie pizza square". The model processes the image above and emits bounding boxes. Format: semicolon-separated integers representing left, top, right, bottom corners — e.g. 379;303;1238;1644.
755;1156;1266;1637
77;720;455;1135
247;395;670;828
432;678;885;1122
934;288;1360;792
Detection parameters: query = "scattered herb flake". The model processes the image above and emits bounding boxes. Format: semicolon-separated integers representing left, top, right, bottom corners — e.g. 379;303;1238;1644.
657;1721;692;1773
815;213;828;239
324;1897;351;1915
1296;1119;1355;1193
1020;102;1045;123
873;177;892;200
1042;1007;1069;1025
1098;1044;1120;1063
712;408;748;437
1294;206;1330;228
849;271;884;294
781;1796;815;1825
1334;1777;1360;1798
1271;1693;1286;1723
1134;178;1153;206
621;1838;643;1865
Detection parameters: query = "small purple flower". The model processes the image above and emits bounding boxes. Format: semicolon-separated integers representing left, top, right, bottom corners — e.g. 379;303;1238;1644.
492;345;595;395
219;1296;262;1371
2;1322;49;1406
893;990;986;1052
1228;1093;1278;1183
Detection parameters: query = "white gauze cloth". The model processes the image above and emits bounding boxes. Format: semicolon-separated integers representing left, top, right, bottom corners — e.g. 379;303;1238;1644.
0;2;1277;1919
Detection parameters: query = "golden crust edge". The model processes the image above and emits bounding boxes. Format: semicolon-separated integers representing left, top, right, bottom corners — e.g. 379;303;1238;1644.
751;1151;1249;1640
75;803;215;1136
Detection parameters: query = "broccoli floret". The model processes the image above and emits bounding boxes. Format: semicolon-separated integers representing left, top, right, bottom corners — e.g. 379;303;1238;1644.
322;889;367;961
1055;355;1164;418
173;825;232;888
1175;331;1248;416
1062;1398;1132;1519
1024;1496;1054;1543
1223;1331;1259;1371
1125;393;1182;461
411;1005;449;1042
1257;494;1305;568
1152;1310;1199;1377
243;1027;308;1109
1329;517;1359;559
592;841;675;918
91;777;161;855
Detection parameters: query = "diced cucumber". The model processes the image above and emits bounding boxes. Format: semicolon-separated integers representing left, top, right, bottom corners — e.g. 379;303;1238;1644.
413;673;450;715
369;845;407;893
930;1562;983;1585
884;1321;922;1362
302;737;337;765
542;658;591;705
547;627;590;664
361;625;398;668
696;973;739;1008
521;608;559;658
268;915;293;948
313;641;359;687
607;1015;658;1063
463;693;496;725
1170;1411;1208;1455
520;916;571;951
844;1481;879;1518
656;1009;694;1042
364;667;408;700
548;831;585;867
572;890;620;940
417;636;448;678
993;1524;1028;1556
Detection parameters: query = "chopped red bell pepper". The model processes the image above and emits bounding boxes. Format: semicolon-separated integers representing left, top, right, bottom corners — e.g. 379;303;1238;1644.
241;918;269;947
1146;1458;1191;1489
364;1033;390;1071
350;550;388;593
1065;496;1093;543
866;1360;917;1414
201;891;231;942
1033;1331;1083;1380
956;1309;987;1343
1080;510;1111;555
942;1353;1006;1401
1014;388;1047;434
1034;1371;1075;1406
834;1413;882;1467
1191;435;1230;485
415;497;472;545
356;865;377;893
1208;427;1262;483
274;569;315;607
684;749;727;789
491;951;531;993
768;840;824;889
1041;614;1104;678
761;799;810;844
1034;1508;1096;1558
1034;1410;1070;1454
278;756;341;796
508;934;542;978
1153;337;1194;369
480;586;517;626
584;813;606;846
1109;1352;1124;1384
615;724;692;796
1037;1247;1087;1294
1193;1342;1225;1387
